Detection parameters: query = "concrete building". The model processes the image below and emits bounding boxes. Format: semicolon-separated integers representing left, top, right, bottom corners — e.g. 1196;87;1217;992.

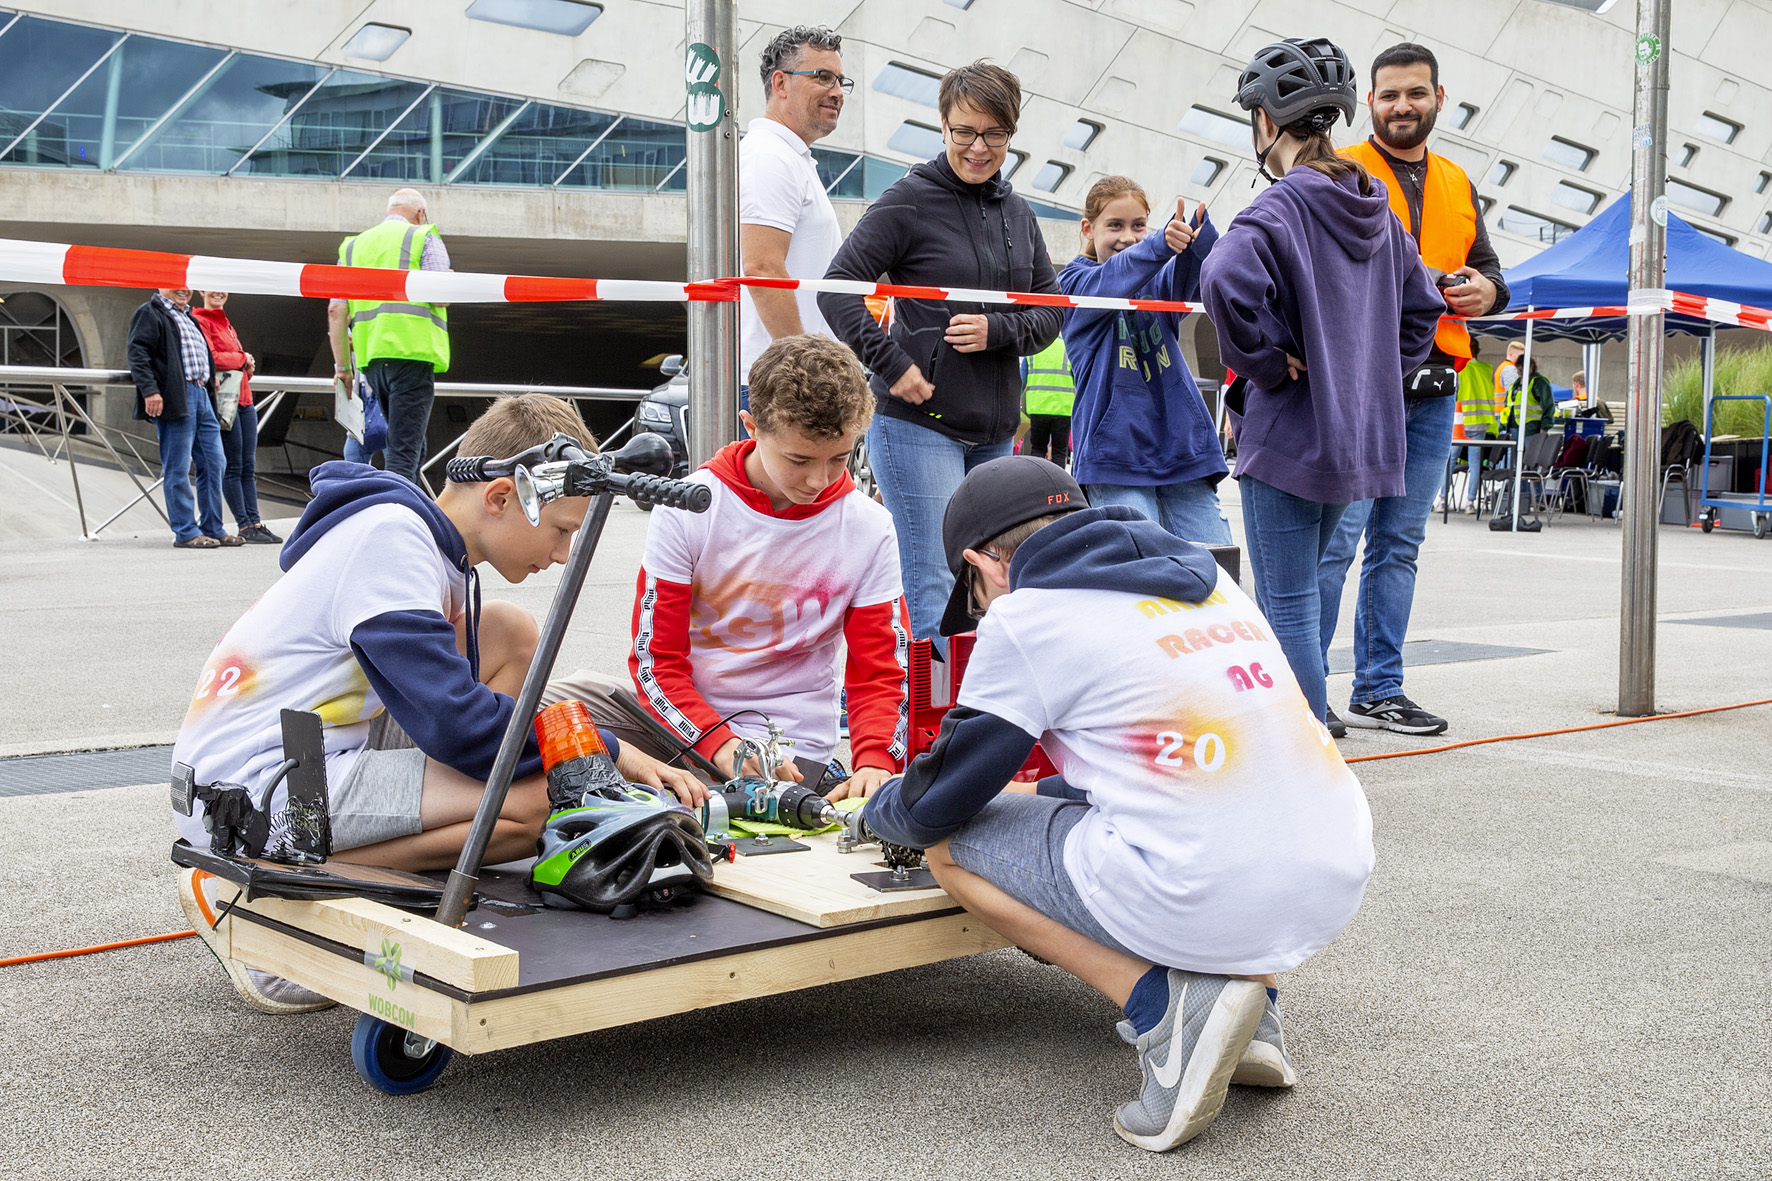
3;0;1771;453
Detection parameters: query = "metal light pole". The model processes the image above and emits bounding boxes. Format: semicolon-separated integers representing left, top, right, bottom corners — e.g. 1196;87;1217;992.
685;0;740;466
1619;0;1670;716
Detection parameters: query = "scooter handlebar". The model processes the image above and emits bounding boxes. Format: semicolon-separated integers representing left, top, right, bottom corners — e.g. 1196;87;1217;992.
610;470;712;513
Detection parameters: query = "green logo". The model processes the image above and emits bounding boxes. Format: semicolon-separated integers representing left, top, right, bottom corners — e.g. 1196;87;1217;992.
374;937;403;991
685;42;724;131
1634;34;1661;65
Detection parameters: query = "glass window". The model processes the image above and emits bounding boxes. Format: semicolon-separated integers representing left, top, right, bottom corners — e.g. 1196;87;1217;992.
1542;136;1596;171
1178;106;1249;151
341;24;410;63
1695;112;1740;144
238;72;430;178
1488;159;1516;186
1550;182;1601;214
122;53;327;174
1478;196;1495;216
0;15;123;158
1692;225;1736;246
862;156;909;198
454;102;617;185
1002;150;1026;180
886;120;943;158
873;63;942;108
556;114;684;190
1665;178;1728;217
1758;211;1771;235
943;0;977;8
1451;103;1479;130
2;34;224;169
1030;161;1069;192
1498;206;1577;244
1190;157;1225;187
810;145;860;193
343;88;524;182
1063;120;1101;150
1023;198;1076;222
1758;172;1771;195
465;0;603;37
1678;143;1698;167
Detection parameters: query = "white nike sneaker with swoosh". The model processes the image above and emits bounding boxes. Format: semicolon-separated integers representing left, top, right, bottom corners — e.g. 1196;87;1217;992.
1114;970;1266;1152
1230;994;1296;1087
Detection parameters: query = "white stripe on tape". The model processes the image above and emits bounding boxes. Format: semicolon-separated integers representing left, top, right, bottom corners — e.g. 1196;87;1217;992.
407;270;507;303
0;240;72;286
788;279;890;297
185;256;306;297
596;280;693;302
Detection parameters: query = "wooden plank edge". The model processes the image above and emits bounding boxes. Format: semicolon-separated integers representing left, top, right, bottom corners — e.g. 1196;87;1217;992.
703;877;957;927
459;911;1011;1054
238;893;519;993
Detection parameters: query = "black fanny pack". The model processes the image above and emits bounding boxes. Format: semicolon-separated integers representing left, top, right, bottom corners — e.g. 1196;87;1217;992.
1405;363;1459;400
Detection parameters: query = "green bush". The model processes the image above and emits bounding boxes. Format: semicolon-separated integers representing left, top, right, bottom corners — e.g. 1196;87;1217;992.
1663;345;1772;437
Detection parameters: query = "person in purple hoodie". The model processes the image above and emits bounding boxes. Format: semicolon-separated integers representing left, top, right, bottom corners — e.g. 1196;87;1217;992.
1058;176;1231;544
1200;37;1442;723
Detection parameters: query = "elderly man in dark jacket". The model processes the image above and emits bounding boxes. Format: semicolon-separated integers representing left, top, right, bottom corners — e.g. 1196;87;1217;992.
128;287;236;548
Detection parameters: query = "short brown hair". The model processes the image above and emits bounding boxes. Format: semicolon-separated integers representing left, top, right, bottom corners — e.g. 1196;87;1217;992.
984;513;1062;562
747;334;873;440
939;61;1021;133
456;394;595;476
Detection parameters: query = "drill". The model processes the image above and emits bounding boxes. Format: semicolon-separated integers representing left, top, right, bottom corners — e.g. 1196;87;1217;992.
704;775;839;833
533;700;632;811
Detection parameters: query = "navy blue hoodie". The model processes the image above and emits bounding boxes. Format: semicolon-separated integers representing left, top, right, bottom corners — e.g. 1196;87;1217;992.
1200;166;1444;503
285;462;616;784
864;506;1219;848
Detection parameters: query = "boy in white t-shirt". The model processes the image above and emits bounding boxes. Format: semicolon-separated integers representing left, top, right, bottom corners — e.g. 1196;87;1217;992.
862;456;1374;1152
551;334;908;796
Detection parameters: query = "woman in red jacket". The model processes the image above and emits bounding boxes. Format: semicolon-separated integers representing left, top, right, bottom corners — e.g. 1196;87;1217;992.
192;292;279;544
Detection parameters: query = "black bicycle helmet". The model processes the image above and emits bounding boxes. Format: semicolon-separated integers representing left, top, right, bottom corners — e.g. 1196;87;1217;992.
531;794;714;913
1234;37;1357;129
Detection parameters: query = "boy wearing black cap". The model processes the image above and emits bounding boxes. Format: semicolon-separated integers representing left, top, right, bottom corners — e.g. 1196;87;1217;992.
862;456;1374;1153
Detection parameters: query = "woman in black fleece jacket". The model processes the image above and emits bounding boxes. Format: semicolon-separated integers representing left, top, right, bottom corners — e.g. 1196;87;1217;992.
818;61;1062;647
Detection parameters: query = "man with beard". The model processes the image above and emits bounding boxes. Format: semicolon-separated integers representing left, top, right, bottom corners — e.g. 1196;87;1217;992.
1317;43;1509;737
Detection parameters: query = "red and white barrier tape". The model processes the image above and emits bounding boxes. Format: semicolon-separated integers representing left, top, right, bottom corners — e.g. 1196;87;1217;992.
5;236;1770;332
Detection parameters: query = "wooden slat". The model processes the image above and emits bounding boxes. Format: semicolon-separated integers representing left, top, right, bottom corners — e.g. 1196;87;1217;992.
457;911;1009;1053
239;894;518;992
705;831;955;927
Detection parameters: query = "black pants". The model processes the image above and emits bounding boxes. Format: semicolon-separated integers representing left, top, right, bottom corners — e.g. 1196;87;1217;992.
1026;414;1071;468
364;358;436;485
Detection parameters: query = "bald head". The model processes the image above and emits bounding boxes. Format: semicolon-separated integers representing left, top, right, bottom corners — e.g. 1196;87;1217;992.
388;188;428;223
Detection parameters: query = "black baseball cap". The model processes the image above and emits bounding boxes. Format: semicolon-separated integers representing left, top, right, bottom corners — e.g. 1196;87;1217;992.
938;456;1087;636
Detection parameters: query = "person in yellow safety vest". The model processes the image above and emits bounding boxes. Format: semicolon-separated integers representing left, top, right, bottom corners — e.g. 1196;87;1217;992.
1020;335;1076;468
327;188;451;486
1455;337;1496;513
1316;42;1512;741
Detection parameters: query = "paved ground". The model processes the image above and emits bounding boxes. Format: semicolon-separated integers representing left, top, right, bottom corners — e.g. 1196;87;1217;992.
3;488;1771;1178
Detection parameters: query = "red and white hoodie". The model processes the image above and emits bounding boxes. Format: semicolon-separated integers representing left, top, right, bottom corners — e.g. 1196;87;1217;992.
630;440;909;770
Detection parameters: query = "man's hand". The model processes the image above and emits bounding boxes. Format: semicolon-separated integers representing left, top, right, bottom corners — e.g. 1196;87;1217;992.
1164;198;1207;253
1284;353;1307;381
144;393;164;417
1442;266;1496;317
945;313;990;353
615;743;708;807
711;736;804;783
824;765;894;801
889;364;935;404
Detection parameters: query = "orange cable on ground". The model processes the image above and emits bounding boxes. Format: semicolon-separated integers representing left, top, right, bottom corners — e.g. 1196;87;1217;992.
5;699;1769;967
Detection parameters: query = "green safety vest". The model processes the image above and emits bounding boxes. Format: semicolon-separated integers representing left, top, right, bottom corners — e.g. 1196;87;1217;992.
339;219;450;372
1023;336;1076;416
1458;360;1496;431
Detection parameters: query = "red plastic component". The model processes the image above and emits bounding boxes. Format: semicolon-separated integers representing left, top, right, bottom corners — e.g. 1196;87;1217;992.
905;634;1057;783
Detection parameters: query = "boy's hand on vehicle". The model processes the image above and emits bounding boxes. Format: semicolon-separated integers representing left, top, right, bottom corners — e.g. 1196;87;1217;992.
712;736;804;783
889;364;935;404
615;744;708;807
945;313;990;353
825;765;894;801
1284;353;1307;381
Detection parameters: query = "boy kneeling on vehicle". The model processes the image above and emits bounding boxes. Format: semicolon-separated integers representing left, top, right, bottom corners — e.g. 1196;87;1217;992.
861;456;1374;1152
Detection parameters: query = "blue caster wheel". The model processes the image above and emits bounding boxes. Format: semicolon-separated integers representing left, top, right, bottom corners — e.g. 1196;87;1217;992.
351;1013;452;1094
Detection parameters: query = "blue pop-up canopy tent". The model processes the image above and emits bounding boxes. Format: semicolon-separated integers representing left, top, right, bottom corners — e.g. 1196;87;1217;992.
1474;194;1772;342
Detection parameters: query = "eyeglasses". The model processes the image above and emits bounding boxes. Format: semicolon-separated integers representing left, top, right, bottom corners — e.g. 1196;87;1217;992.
947;126;1012;148
783;69;854;95
966;550;1006;620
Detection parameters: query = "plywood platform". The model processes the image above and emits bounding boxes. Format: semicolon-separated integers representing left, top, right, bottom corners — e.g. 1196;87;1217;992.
705;830;952;927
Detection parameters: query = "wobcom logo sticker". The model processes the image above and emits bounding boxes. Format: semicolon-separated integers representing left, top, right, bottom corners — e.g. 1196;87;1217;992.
373;937;403;991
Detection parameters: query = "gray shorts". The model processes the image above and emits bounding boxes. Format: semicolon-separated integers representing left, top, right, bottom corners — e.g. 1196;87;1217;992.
944;793;1138;959
328;712;426;851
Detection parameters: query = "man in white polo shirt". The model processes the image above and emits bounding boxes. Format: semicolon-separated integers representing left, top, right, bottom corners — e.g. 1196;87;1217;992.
741;26;848;395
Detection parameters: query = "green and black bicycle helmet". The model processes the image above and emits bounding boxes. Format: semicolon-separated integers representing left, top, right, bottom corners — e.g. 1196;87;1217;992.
1234;37;1357;130
531;792;714;913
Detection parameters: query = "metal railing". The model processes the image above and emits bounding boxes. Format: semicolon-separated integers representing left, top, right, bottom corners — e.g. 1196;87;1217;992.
0;365;649;538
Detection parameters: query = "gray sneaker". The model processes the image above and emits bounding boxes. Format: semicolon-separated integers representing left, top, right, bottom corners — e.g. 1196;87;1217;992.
1113;971;1267;1152
1230;995;1296;1087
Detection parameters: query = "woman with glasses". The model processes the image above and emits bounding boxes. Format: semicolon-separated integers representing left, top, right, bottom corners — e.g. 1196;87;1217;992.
820;60;1063;649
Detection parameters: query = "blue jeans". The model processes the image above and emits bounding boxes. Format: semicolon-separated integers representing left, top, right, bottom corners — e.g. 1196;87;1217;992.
362;358;435;485
155;381;227;544
220;401;261;530
867;413;1013;646
1085;479;1232;545
1239;476;1347;722
1316;395;1455;706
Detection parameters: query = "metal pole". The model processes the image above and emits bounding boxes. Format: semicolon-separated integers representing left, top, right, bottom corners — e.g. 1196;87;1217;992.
1619;0;1671;717
685;0;740;467
1511;318;1534;529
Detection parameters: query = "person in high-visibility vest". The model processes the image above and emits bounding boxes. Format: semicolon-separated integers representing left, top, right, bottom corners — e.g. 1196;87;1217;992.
1020;335;1076;468
328;188;452;485
1455;337;1496;513
1315;43;1511;740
